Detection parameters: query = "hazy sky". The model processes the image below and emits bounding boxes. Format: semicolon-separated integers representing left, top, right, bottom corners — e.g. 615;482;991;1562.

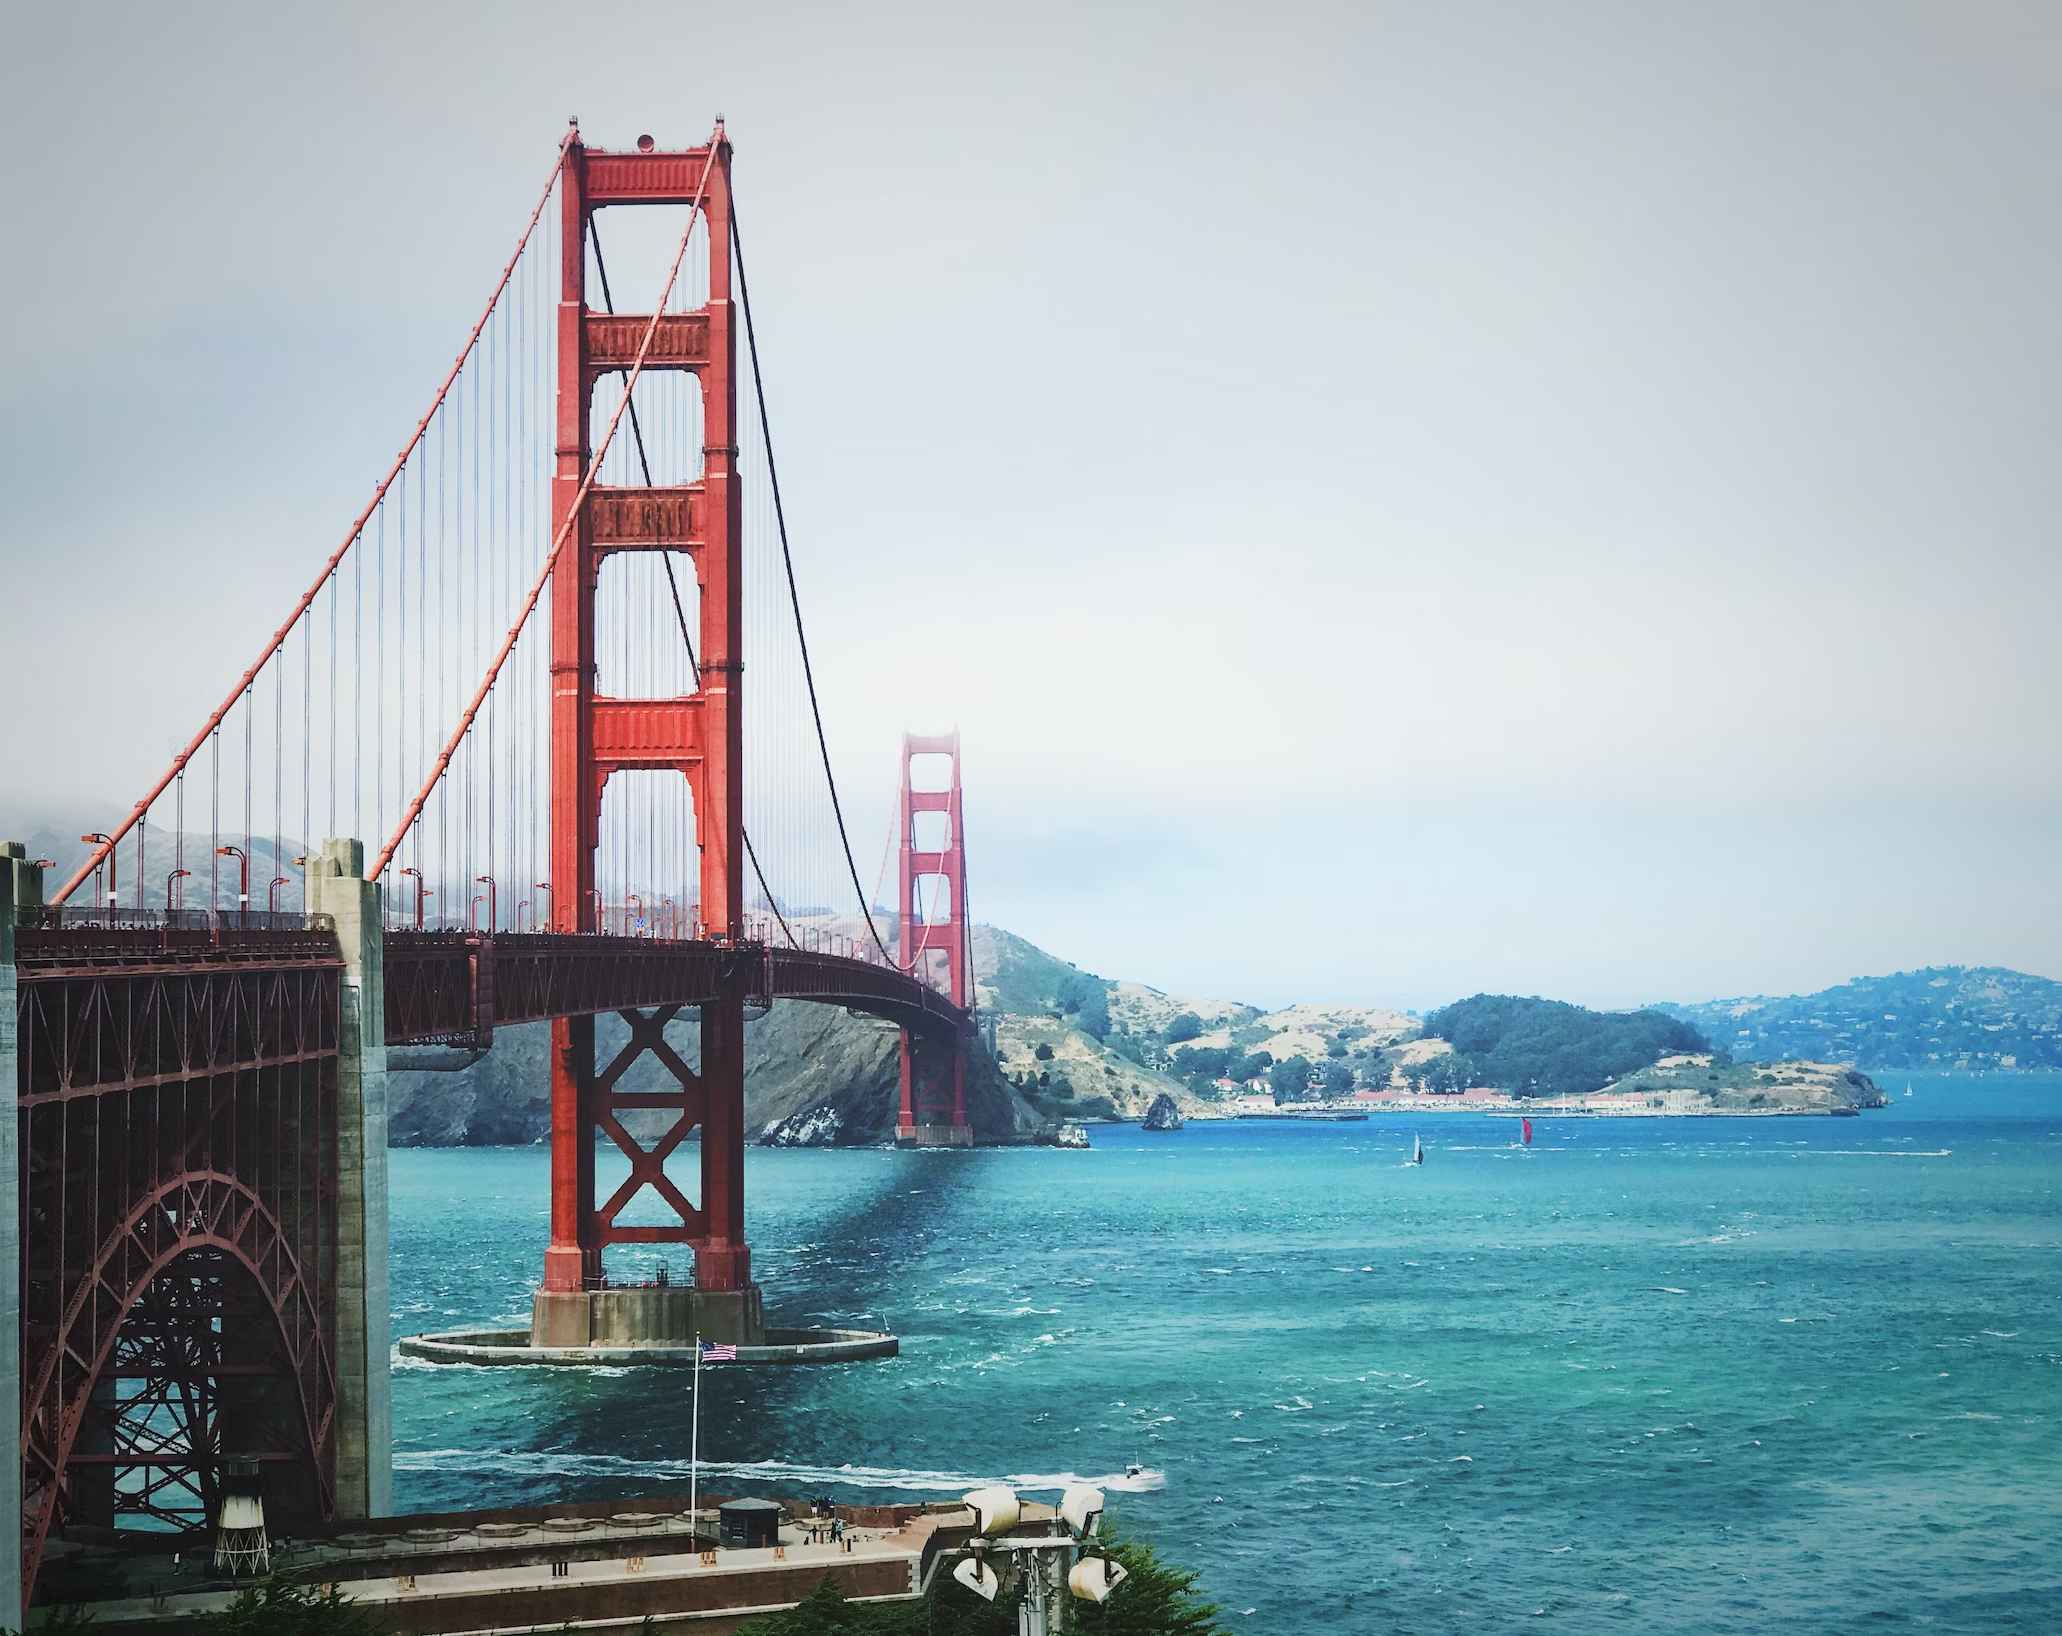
3;1;2057;1010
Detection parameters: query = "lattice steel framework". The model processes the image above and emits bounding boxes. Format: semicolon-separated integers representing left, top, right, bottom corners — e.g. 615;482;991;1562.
12;931;341;1606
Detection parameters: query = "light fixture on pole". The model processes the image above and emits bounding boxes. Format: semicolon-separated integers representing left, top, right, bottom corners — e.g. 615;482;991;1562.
81;833;116;920
214;845;248;927
399;866;426;929
943;1482;1130;1634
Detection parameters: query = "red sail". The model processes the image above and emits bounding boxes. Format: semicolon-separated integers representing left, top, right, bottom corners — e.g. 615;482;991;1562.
1522;1117;1533;1145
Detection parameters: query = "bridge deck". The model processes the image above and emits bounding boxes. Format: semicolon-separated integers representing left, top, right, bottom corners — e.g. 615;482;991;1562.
11;920;966;1082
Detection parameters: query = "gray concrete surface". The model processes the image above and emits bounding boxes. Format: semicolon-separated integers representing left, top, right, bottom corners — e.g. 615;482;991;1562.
307;839;392;1518
398;1326;898;1366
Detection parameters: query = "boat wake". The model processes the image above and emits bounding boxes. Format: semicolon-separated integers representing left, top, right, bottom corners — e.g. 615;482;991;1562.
392;1448;1167;1494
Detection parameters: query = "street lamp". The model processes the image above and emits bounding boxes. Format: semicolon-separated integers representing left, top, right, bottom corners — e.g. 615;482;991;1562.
533;882;551;931
586;887;603;934
267;875;290;914
398;866;427;930
475;874;496;933
628;893;645;936
945;1483;1128;1634
215;845;248;926
660;895;675;940
515;898;530;932
166;867;191;912
80;833;116;921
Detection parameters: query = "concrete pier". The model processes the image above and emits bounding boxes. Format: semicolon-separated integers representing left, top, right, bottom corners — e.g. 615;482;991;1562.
305;839;393;1519
531;1283;765;1350
896;1123;975;1148
0;844;32;1631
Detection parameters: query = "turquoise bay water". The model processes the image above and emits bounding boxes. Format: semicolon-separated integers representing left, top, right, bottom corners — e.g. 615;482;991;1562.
391;1073;2062;1633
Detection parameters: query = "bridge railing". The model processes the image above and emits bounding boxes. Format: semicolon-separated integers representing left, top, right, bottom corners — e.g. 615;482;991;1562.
11;908;339;969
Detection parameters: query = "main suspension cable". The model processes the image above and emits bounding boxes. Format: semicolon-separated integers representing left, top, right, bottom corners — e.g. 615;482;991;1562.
732;204;894;963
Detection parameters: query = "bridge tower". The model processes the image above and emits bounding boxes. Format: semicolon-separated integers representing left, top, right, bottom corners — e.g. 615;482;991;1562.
896;733;974;1147
533;124;760;1346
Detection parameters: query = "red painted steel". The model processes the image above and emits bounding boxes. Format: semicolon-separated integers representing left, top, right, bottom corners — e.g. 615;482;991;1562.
897;732;970;1132
544;127;749;1296
366;131;720;886
12;929;342;1606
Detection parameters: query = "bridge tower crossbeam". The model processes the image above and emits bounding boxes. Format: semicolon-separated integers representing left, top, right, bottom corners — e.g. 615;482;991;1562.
535;125;755;1342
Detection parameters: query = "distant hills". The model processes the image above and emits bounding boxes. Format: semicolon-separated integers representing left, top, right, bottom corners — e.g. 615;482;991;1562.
1658;966;2062;1072
9;807;2056;1140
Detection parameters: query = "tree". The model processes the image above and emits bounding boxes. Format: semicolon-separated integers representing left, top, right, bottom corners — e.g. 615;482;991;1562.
1268;1055;1315;1103
1075;983;1112;1041
1321;1058;1355;1096
1162;1011;1204;1045
193;1580;393;1635
1230;1049;1273;1083
1422;994;1709;1100
1325;1038;1348;1058
1169;1044;1229;1080
737;1578;914;1635
1034;1043;1055;1062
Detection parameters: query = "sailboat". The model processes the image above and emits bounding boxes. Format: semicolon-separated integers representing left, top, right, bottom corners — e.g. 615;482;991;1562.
1411;1133;1425;1166
1904;1084;1914;1099
1522;1117;1533;1146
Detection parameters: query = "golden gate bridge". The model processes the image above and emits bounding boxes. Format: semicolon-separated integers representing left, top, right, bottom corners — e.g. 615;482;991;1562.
0;121;977;1614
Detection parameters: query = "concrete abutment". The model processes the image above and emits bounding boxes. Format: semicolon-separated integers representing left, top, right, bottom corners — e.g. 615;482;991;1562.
305;839;393;1521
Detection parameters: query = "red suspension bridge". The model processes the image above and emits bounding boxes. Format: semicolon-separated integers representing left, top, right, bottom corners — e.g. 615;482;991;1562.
0;122;978;1613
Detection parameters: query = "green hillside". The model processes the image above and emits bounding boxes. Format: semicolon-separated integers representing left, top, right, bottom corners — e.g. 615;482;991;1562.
1660;966;2062;1070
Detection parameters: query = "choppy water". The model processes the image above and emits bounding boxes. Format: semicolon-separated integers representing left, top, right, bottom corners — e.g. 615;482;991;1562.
391;1072;2062;1633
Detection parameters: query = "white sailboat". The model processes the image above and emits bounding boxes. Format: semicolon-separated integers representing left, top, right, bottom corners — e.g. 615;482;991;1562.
1411;1133;1425;1166
1904;1083;1914;1099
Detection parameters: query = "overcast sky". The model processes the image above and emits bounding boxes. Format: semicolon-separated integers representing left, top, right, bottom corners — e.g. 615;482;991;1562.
3;1;2057;1010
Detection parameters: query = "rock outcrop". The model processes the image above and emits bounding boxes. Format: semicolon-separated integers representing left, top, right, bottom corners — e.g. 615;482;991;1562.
387;1001;1044;1149
1141;1092;1185;1131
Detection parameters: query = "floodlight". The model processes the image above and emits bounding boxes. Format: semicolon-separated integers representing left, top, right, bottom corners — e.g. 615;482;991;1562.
1069;1556;1129;1604
962;1485;1020;1537
1059;1485;1105;1538
953;1557;1001;1601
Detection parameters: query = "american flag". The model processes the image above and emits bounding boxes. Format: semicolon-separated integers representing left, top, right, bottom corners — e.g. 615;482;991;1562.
699;1340;738;1362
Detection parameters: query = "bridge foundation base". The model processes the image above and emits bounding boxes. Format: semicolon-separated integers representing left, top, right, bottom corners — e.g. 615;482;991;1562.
896;1123;975;1148
407;1320;893;1367
529;1282;764;1350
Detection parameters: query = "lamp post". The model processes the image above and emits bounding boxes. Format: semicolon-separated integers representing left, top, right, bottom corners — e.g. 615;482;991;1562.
166;868;190;912
398;866;426;930
475;874;496;933
515;898;530;932
215;845;248;927
81;833;116;922
533;882;551;932
946;1484;1129;1635
628;893;645;937
267;876;290;915
586;888;602;934
660;895;675;940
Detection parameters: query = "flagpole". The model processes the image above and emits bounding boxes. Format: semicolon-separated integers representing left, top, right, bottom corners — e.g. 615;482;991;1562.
690;1332;701;1544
